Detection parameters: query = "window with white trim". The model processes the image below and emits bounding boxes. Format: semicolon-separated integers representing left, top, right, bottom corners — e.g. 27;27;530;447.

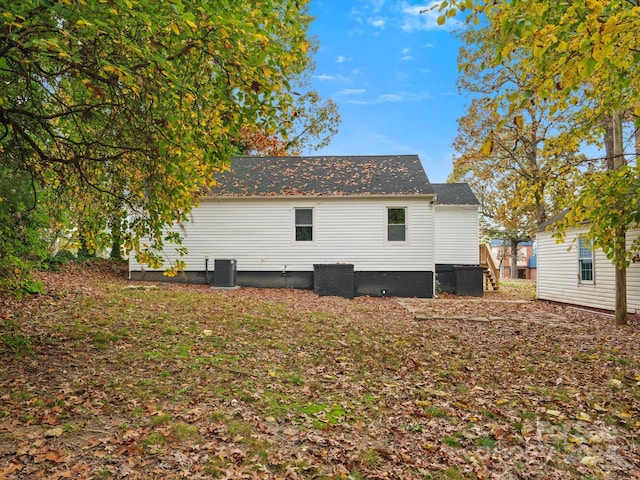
578;236;594;282
387;207;406;242
295;208;313;241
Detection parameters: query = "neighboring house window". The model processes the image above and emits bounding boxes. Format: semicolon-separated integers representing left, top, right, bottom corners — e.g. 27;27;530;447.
387;207;406;242
295;208;313;241
578;236;594;282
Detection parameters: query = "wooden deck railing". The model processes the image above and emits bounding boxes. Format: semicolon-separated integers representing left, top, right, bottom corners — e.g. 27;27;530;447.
479;244;499;291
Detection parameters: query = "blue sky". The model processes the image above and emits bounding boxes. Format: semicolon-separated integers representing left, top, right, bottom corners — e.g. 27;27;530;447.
305;0;466;183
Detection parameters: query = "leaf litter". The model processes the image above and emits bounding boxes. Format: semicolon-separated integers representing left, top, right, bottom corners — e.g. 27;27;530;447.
0;262;638;479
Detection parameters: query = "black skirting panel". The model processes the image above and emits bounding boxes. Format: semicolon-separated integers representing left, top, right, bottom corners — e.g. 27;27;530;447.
435;264;456;294
355;271;433;298
238;271;314;289
129;270;314;289
314;264;355;299
435;263;483;297
129;270;210;284
129;269;434;298
453;265;483;297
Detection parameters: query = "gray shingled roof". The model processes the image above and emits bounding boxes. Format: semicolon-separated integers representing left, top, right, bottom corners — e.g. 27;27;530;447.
208;155;435;197
432;183;480;205
537;208;569;230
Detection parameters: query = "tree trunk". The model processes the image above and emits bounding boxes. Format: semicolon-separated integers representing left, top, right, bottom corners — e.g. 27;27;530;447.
510;239;519;280
603;114;615;170
611;110;627;325
109;217;123;261
635;122;640;167
77;236;95;260
110;236;123;261
525;119;546;226
614;227;627;325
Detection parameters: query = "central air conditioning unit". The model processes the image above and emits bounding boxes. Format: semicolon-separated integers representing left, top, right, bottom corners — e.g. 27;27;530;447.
213;259;237;287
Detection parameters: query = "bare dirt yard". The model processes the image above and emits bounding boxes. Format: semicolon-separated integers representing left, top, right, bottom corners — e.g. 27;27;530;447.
1;263;639;479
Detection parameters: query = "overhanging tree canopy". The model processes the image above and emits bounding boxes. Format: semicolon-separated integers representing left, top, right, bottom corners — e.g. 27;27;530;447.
451;26;587;277
1;0;315;273
438;0;640;323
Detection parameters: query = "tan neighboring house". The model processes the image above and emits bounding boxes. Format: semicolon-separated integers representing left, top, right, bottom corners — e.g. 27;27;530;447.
536;224;640;313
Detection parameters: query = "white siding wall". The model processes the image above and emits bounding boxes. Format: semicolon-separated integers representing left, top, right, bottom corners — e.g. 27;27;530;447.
130;196;435;273
537;227;640;313
434;205;479;265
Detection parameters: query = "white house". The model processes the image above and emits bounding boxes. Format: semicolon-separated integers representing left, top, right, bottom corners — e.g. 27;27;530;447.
129;155;481;298
537;225;640;313
431;183;482;294
432;183;480;266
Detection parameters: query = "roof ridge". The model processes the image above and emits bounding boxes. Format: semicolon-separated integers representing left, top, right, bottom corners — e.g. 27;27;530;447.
209;155;434;197
230;154;420;160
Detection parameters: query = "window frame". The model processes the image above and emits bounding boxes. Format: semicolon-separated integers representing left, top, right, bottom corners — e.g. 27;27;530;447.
577;236;594;284
386;206;407;243
294;207;314;243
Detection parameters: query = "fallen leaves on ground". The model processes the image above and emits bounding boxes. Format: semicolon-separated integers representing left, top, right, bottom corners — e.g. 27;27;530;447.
0;261;638;479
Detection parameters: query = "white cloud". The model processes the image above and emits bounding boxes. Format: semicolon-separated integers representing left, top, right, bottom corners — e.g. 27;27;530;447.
346;91;431;105
402;55;414;61
349;1;387;32
312;74;353;83
368;0;386;13
336;55;352;64
400;1;462;32
379;94;403;102
313;74;334;81
369;17;386;28
338;88;366;95
367;133;414;155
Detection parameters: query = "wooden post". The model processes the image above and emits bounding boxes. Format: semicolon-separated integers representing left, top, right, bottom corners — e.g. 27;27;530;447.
612;110;627;325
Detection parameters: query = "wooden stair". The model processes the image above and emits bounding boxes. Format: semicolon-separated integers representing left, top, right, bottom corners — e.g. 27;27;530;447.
479;244;499;291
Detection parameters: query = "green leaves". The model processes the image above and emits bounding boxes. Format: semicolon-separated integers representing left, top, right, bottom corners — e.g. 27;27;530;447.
1;0;318;275
0;164;50;296
577;57;596;79
492;1;639;116
453;25;586;243
558;165;640;268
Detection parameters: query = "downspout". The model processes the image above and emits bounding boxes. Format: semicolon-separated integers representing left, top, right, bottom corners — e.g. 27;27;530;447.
431;194;437;298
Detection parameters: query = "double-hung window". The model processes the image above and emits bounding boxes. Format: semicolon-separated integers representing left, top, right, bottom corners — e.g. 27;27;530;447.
387;207;406;242
578;236;594;283
295;208;313;242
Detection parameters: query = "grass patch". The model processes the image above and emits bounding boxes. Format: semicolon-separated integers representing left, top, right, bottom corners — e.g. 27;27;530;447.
92;330;126;348
497;279;536;300
424;467;468;479
299;403;347;428
150;413;172;425
171;422;202;442
423;405;448;418
225;418;253;437
405;422;424;432
355;448;380;466
442;436;461;448
142;432;169;447
474;436;497;449
0;319;33;355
